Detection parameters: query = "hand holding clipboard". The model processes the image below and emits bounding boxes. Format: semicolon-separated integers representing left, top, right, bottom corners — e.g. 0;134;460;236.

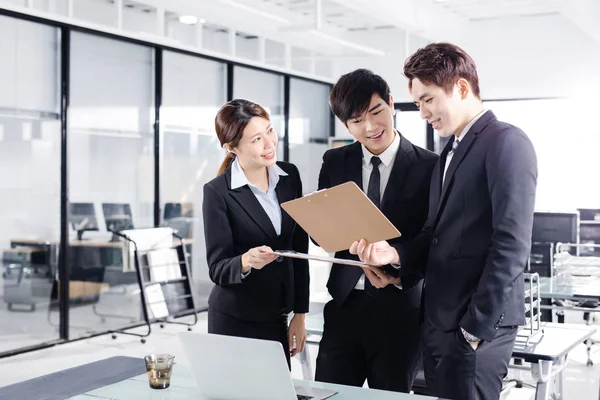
275;181;401;266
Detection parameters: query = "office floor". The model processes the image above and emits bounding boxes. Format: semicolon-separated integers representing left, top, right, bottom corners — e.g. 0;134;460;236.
0;310;599;399
0;242;330;355
0;280;212;354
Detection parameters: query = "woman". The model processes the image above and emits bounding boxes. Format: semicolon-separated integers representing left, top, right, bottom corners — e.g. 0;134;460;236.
202;98;309;367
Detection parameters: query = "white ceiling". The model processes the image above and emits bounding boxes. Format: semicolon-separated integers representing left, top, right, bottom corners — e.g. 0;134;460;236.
435;0;562;20
137;0;600;54
4;0;599;64
237;0;395;31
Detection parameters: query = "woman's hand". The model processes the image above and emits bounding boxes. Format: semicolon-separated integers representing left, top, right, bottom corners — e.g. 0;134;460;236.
241;246;278;273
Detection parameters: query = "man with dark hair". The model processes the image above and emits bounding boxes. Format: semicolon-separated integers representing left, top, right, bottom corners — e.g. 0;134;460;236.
314;68;438;393
350;43;538;400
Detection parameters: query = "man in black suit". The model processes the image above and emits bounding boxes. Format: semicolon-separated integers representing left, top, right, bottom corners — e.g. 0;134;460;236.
351;43;538;400
314;69;438;393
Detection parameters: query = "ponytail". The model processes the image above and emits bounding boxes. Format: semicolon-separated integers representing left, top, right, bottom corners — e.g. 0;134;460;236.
217;152;235;176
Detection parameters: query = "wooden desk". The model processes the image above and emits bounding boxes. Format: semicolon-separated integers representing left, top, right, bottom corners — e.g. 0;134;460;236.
3;247;45;255
70;240;124;248
9;238;56;246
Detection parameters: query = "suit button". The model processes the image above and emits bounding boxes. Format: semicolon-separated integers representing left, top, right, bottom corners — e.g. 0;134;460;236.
276;256;283;263
432;238;439;245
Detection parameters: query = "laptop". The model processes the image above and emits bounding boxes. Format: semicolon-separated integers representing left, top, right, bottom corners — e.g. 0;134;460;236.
179;332;337;400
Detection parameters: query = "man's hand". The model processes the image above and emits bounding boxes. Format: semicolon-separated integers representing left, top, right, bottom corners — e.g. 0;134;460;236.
349;239;399;267
460;327;481;351
363;266;401;289
288;314;307;357
468;341;480;351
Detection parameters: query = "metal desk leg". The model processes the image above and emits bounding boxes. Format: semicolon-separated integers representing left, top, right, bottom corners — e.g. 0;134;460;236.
531;359;553;400
556;358;566;399
298;344;313;381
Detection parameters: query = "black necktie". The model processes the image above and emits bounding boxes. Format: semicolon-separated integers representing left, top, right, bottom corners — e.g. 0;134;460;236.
365;156;382;297
367;156;382;209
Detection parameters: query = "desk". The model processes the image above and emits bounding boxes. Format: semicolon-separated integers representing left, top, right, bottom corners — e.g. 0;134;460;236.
68;363;436;400
10;237;130;277
10;238;191;247
10;237;193;274
539;276;600;302
303;313;596;400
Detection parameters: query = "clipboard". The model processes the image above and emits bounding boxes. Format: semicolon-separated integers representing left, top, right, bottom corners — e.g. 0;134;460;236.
280;181;401;253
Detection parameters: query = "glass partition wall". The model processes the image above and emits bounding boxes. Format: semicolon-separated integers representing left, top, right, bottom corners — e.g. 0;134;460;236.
0;8;334;358
0;15;62;355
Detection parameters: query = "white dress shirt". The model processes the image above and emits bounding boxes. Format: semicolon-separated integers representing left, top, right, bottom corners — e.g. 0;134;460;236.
230;157;288;279
355;132;401;290
443;109;488;184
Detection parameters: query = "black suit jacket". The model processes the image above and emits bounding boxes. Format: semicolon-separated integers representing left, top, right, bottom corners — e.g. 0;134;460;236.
202;161;309;322
397;110;538;342
318;134;438;306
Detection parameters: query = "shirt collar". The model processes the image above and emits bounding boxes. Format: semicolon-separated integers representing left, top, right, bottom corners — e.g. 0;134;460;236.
230;157;288;191
455;109;489;143
361;130;401;167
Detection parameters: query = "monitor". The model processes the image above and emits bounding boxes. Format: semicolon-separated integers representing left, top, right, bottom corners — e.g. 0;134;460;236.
163;217;193;239
164;202;194;220
102;203;134;233
532;211;579;245
69;202;99;240
578;208;600;222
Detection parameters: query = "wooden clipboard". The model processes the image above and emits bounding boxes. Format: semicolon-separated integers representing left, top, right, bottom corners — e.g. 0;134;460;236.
280;181;401;253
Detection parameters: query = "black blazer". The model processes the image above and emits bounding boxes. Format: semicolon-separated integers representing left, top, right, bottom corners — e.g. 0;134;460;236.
397;111;538;342
202;161;309;322
318;134;438;306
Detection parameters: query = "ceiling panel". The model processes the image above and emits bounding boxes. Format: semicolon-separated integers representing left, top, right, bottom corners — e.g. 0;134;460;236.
434;0;561;20
234;0;394;31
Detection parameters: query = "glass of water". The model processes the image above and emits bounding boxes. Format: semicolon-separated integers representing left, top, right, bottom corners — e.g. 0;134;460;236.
144;354;175;389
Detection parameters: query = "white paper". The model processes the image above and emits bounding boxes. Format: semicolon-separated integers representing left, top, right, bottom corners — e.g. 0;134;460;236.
147;248;182;282
120;227;175;272
273;250;367;267
145;283;169;319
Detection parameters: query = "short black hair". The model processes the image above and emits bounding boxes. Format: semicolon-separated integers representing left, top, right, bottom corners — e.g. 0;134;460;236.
404;42;481;98
329;69;391;125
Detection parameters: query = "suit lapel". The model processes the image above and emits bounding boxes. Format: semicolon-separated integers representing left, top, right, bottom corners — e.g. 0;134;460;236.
275;174;295;236
226;168;278;240
381;134;415;213
433;110;497;226
346;142;363;190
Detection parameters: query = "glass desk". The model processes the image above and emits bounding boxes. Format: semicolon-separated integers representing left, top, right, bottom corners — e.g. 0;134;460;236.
68;363;436;400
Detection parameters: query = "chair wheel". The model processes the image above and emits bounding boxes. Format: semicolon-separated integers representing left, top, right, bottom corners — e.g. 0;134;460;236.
587;360;593;366
160;324;164;328
112;334;117;340
141;338;146;344
187;327;192;331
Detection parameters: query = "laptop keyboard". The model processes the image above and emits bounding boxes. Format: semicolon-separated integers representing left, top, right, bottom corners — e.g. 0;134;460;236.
297;395;314;400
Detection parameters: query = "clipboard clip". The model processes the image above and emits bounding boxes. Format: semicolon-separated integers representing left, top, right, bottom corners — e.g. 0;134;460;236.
304;189;328;202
